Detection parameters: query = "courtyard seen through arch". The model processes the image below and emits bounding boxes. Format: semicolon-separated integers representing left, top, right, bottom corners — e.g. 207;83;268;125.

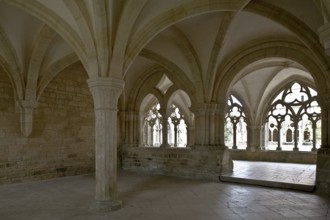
225;82;321;152
2;0;330;217
143;103;187;147
266;82;321;151
225;95;247;150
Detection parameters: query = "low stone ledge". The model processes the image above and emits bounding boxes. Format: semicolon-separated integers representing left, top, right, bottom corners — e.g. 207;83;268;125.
230;150;316;164
121;145;232;181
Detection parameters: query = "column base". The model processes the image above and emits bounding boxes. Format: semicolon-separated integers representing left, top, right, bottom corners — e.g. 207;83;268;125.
246;146;256;152
90;200;122;212
160;143;171;148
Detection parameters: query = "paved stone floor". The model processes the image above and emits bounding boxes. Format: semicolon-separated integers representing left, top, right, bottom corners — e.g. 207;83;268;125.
0;167;329;220
221;160;316;191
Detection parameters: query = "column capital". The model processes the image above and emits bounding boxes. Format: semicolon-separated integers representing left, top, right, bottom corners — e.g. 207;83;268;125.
87;77;124;110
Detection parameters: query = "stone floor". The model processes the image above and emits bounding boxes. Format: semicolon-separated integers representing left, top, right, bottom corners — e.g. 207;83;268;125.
221;160;316;191
0;164;329;220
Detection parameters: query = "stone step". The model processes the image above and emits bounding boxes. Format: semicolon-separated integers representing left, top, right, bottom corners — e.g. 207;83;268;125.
219;175;315;192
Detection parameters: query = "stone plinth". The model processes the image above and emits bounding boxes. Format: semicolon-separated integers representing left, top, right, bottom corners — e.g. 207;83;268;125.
316;148;330;194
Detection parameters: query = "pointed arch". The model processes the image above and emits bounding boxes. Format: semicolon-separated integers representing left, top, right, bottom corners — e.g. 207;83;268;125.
264;81;321;151
0;26;24;100
205;12;234;102
37;53;79;100
139;49;199;103
258;79;317;126
25;25;57;100
245;1;328;68
213;39;329;105
0;56;22;100
3;0;92;76
167;89;193;127
111;0;148;78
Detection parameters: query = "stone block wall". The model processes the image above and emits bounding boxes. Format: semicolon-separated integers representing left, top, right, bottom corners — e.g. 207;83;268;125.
316;148;330;194
121;146;232;181
0;63;95;184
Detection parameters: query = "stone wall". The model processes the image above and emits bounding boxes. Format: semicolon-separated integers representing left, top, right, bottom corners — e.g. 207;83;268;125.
121;146;232;181
316;148;330;194
230;150;317;164
0;63;95;184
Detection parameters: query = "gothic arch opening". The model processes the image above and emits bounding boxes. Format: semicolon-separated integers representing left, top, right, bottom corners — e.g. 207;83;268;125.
138;75;193;148
225;95;247;150
265;82;321;152
140;94;162;147
222;57;320;191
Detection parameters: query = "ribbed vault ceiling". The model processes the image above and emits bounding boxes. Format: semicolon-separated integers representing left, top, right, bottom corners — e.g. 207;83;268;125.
0;0;328;118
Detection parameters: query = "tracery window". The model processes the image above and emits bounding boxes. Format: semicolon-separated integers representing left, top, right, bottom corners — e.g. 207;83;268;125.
266;82;321;151
144;104;162;147
143;103;187;147
168;104;187;147
225;95;247;149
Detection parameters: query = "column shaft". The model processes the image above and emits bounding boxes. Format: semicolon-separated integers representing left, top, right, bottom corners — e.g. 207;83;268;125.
159;109;170;148
88;77;124;211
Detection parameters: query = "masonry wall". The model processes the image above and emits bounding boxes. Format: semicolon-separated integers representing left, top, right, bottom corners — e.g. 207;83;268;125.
121;146;232;181
0;63;95;184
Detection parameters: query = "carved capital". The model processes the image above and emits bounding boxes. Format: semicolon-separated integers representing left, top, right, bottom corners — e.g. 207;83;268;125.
87;77;125;110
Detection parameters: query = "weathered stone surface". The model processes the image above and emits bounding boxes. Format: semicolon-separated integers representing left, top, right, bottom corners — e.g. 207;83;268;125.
0;63;95;184
121;146;232;181
87;77;124;211
316;148;330;194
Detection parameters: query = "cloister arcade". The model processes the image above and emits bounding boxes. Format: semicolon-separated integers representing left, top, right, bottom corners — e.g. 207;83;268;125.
1;0;330;213
128;67;322;155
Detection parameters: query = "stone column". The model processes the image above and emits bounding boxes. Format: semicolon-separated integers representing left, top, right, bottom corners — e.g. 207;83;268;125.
260;124;267;150
276;124;282;151
216;104;226;147
293;121;299;151
191;104;206;146
187;125;194;147
232;122;238;149
88;77;124;211
190;103;225;147
246;125;261;152
123;111;139;147
149;121;155;146
159;108;170;148
312;121;317;151
316;95;330;194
